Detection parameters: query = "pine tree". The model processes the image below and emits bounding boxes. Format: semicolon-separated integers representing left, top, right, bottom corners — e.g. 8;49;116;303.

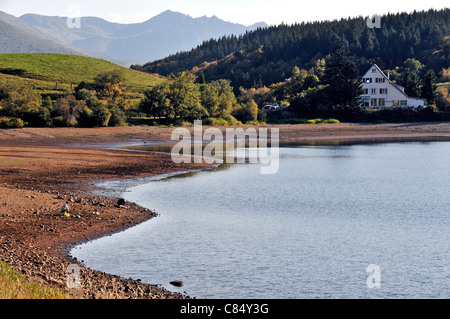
421;69;437;105
400;69;421;98
323;43;363;110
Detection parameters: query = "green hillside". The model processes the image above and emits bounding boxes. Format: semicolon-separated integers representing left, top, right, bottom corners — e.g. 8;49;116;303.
0;53;163;93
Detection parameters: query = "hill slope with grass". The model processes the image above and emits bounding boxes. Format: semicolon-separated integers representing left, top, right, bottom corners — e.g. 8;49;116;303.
0;53;163;93
0;53;166;128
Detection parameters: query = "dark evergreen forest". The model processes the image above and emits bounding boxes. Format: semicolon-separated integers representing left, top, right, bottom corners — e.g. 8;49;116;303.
133;9;449;90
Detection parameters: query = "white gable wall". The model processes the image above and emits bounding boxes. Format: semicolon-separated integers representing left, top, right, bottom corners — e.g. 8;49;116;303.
360;65;425;108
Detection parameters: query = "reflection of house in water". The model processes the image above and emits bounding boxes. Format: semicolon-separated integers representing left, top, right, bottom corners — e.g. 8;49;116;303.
360;64;425;108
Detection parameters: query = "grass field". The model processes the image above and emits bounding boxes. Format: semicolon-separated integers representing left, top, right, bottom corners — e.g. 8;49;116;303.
0;53;163;93
0;261;71;299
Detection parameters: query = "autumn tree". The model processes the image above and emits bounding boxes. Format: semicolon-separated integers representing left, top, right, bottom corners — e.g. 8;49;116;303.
93;70;126;101
54;95;86;127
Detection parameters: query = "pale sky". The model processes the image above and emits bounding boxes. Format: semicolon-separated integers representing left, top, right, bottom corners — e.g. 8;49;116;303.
0;0;448;26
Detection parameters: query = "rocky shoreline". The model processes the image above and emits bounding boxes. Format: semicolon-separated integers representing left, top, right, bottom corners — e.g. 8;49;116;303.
1;123;449;299
0;143;210;299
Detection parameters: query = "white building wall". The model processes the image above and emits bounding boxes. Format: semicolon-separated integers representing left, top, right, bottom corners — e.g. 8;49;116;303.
360;65;425;108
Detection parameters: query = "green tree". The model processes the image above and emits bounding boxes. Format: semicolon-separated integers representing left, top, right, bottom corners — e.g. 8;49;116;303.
0;82;41;119
323;43;363;110
289;86;329;118
75;89;99;108
139;81;171;118
400;69;421;97
232;99;258;123
108;97;127;127
421;69;437;105
200;79;237;118
139;73;207;121
402;58;423;76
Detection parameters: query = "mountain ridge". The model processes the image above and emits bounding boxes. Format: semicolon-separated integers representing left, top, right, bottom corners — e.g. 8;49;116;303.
17;10;268;64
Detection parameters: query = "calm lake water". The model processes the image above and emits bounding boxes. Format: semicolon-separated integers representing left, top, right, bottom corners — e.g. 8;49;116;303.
70;141;450;299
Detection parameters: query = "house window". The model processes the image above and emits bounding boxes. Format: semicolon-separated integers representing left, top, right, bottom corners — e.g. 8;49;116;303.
363;78;372;83
363;89;368;94
401;100;407;106
375;78;385;83
378;98;385;107
371;89;376;94
372;68;376;73
361;96;370;107
371;98;377;107
393;100;399;106
380;88;387;94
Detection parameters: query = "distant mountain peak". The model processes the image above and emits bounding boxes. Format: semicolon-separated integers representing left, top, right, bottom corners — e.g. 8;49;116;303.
9;10;268;64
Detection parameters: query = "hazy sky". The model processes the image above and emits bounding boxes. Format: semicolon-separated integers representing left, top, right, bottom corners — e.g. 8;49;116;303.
0;0;448;26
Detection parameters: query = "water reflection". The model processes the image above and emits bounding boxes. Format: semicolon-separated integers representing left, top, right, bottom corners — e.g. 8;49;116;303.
72;141;450;299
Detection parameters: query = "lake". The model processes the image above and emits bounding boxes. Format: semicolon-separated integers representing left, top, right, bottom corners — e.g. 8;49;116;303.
70;141;450;299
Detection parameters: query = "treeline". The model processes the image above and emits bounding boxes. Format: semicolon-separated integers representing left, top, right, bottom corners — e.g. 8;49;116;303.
138;73;263;125
137;44;449;125
0;70;130;128
133;9;450;90
0;69;265;129
2;44;447;129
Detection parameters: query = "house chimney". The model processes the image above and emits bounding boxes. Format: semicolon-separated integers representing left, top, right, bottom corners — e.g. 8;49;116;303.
387;71;390;80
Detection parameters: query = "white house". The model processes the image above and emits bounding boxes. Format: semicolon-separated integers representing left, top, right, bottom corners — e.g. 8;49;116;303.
360;64;425;108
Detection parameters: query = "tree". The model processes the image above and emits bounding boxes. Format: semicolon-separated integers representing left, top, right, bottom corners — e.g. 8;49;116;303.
421;69;437;105
108;97;128;126
232;99;258;123
402;58;423;76
139;73;207;121
0;82;41;119
139;81;171;118
289;86;329;118
200;79;237;118
323;43;363;110
400;69;421;97
54;95;86;127
93;70;126;100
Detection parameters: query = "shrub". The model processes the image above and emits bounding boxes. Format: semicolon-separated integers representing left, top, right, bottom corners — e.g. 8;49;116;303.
0;116;24;128
78;105;111;127
322;118;340;124
108;105;127;127
205;117;229;126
